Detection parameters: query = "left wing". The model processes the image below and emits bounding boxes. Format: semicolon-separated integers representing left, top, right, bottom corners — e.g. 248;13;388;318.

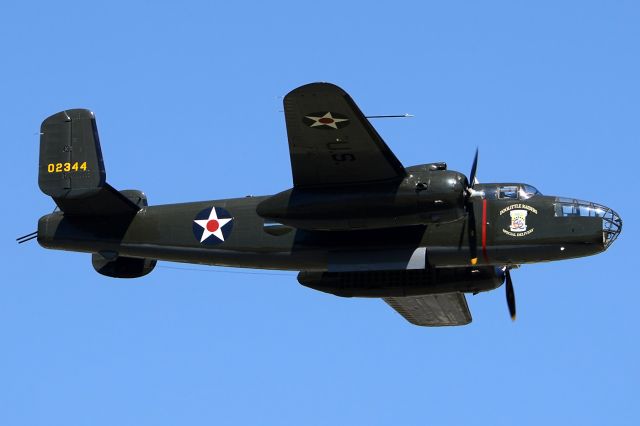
283;82;406;188
383;293;472;326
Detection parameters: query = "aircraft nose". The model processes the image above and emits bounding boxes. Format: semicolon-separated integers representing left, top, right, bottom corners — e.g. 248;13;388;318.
602;207;622;249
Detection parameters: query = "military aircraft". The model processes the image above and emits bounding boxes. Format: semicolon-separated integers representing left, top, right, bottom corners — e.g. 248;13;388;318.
23;82;622;326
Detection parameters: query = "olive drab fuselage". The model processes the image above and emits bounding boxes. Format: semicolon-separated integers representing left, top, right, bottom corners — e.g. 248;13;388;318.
37;179;619;272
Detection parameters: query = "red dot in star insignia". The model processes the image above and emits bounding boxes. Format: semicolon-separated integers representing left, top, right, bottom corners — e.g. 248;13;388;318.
319;117;334;124
206;220;219;232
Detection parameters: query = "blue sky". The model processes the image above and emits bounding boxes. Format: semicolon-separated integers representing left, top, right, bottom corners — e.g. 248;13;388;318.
1;1;638;424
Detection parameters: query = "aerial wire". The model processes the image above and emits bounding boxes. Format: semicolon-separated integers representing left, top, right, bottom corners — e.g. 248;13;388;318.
157;264;295;277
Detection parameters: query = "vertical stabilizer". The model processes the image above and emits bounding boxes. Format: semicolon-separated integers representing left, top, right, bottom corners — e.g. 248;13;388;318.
38;109;139;216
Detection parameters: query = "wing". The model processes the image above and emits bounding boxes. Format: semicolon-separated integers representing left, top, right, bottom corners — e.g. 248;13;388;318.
383;293;472;326
283;82;406;188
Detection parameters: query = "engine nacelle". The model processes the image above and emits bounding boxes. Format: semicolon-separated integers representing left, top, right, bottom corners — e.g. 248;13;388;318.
257;167;467;231
297;267;505;298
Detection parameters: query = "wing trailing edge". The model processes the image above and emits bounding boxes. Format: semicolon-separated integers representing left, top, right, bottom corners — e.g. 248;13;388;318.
384;293;472;326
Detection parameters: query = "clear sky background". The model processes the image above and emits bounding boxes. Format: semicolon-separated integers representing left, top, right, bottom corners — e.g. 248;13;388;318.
1;1;637;425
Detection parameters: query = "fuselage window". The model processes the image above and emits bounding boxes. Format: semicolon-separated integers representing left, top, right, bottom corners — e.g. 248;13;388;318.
498;186;518;199
554;199;608;218
561;204;577;216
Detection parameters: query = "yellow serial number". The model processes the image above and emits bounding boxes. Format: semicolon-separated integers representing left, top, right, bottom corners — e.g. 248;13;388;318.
47;162;87;173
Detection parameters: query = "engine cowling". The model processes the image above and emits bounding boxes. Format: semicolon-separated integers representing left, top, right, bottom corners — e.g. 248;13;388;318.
256;166;467;231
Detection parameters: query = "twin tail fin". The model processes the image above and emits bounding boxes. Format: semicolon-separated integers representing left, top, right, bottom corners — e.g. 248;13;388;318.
38;109;140;216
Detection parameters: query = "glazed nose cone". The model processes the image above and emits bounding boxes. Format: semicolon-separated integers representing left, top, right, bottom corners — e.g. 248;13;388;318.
602;207;622;249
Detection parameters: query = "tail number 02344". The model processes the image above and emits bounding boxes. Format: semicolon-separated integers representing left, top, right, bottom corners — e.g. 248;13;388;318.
47;162;87;173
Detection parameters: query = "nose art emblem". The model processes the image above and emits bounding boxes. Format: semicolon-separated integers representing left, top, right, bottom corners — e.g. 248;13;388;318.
500;204;538;237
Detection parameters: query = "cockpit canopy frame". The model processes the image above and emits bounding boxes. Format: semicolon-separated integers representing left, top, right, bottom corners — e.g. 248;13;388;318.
473;183;541;201
554;197;622;248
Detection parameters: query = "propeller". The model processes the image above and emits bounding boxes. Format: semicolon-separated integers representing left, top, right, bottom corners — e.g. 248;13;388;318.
466;148;479;265
504;267;516;321
462;149;517;322
468;147;479;191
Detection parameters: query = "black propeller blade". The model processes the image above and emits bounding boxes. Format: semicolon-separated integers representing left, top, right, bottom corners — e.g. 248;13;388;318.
464;148;517;321
505;268;516;321
468;205;478;265
467;148;479;264
468;147;479;190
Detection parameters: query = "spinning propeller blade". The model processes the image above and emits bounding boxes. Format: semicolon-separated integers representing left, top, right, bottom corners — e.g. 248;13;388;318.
505;268;516;321
468;148;479;190
466;148;479;264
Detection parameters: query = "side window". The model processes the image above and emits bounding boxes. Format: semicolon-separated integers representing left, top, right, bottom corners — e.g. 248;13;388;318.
498;186;518;199
562;204;577;216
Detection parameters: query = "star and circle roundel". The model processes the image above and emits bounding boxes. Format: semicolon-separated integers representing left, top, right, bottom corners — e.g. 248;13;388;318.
192;206;234;245
303;112;350;130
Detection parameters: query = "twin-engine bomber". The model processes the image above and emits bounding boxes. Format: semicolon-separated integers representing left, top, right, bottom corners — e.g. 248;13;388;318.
29;83;622;326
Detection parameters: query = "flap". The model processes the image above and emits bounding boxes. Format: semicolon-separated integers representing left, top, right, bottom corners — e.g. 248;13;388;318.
383;292;472;326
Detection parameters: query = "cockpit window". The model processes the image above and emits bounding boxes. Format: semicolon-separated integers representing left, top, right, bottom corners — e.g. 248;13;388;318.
498;186;518;199
519;184;541;200
486;184;541;200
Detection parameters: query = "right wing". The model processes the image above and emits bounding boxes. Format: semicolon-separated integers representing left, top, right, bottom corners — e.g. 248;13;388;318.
283;82;406;188
383;293;472;326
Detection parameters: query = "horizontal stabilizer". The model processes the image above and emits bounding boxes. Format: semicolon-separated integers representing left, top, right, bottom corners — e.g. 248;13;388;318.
92;253;156;278
54;184;142;216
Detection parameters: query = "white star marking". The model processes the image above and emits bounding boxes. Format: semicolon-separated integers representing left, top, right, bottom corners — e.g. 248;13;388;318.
304;112;349;129
194;208;233;243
